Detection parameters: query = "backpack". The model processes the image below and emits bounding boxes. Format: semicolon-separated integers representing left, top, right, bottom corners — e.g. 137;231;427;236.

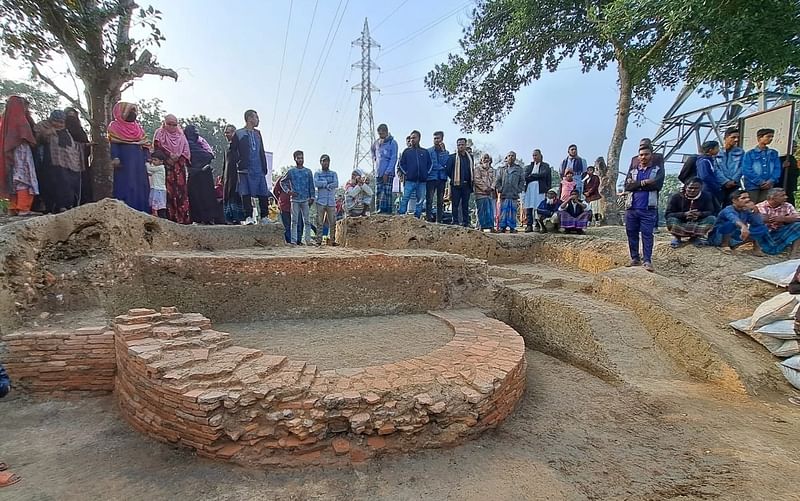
678;155;698;184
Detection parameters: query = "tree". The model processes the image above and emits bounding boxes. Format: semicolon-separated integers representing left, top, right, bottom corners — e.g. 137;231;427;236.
0;0;178;199
0;79;62;122
426;0;800;224
136;97;166;140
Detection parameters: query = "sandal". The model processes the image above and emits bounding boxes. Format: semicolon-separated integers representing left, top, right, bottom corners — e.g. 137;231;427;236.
0;471;21;487
0;463;7;471
670;238;681;249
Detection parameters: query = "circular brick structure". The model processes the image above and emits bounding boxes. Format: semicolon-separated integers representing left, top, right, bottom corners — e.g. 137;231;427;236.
113;307;526;467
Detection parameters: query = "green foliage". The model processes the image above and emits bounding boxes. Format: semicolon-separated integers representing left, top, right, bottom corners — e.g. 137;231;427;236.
136;97;166;140
658;174;681;222
0;78;62;122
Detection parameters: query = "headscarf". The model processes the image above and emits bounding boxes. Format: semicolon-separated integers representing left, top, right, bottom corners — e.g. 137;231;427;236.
64;108;89;144
0;96;36;196
49;110;73;148
153;114;190;160
107;102;147;144
183;124;212;169
183;124;213;154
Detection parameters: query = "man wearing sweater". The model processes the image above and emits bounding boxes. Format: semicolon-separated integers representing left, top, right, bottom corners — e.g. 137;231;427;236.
398;130;432;218
426;131;449;223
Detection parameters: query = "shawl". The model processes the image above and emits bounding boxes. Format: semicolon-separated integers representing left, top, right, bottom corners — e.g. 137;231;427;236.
1;96;37;196
107;102;147;144
65;113;89;144
184;124;213;169
36;120;82;172
154;114;190;160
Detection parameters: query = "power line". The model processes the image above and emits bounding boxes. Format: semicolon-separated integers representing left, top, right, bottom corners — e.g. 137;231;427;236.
283;0;349;156
372;0;410;31
269;0;293;143
379;1;471;58
274;0;320;155
380;76;424;89
381;46;460;74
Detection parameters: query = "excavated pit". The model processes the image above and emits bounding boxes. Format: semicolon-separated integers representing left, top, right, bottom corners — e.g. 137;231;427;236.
3;203;800;496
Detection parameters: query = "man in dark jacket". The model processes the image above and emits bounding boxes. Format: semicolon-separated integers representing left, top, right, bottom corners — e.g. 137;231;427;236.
445;138;473;227
624;144;665;272
398;130;432;218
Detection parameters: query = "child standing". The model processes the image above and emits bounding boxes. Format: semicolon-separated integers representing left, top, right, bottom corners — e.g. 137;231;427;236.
560;170;576;202
147;150;168;218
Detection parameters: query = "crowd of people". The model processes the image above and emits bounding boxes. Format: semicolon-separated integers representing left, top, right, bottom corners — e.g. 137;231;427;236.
2;97;799;262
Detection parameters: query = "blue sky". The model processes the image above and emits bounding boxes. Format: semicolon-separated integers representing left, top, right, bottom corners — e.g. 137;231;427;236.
2;0;713;182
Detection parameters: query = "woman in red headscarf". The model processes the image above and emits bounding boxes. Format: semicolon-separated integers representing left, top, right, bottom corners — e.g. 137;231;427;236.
108;101;150;213
153;114;191;224
0;96;40;216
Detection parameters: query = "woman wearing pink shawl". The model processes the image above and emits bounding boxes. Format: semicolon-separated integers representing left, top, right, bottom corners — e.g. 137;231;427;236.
108;102;150;213
153;114;191;224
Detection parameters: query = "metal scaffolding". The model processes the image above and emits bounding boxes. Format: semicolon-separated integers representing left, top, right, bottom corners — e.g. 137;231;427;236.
351;18;380;176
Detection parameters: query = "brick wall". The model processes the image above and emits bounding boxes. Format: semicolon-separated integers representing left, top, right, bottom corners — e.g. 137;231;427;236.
1;326;115;395
114;307;526;467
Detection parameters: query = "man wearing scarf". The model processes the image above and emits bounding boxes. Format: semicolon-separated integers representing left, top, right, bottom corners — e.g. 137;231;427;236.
64;107;93;204
35;110;83;213
108;102;150;213
560;144;587;195
445;137;474;227
665;177;716;248
0;96;39;216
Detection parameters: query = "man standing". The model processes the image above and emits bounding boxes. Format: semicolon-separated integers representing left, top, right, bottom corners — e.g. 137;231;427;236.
624;144;665;272
523;149;552;232
779;143;798;204
426;131;449;223
222;124;246;224
742;128;781;203
371;123;398;214
281;150;315;245
398;130;431;218
495;151;526;233
230;109;271;224
560;144;587;194
629;138;665;171
696;140;722;202
446;137;473;227
314;154;339;246
716;128;744;206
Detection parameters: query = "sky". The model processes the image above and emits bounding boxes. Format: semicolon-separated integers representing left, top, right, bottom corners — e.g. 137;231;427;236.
0;0;716;183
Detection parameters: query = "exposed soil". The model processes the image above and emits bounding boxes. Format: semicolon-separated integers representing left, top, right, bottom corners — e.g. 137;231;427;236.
215;314;454;370
3;351;799;500
3;207;800;500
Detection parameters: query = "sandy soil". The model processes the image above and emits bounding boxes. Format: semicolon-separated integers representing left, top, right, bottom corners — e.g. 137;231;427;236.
6;350;799;501
215;314;454;370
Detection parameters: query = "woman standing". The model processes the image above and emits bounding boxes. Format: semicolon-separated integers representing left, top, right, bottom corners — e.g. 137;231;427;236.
108;102;150;213
64;107;93;204
153;114;191;224
35;110;83;212
0;96;39;216
185;124;223;224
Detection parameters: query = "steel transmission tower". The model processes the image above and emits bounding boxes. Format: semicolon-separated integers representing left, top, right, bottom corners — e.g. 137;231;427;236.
351;18;380;175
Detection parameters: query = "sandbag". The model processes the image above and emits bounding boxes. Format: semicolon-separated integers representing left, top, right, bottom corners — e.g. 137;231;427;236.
730;317;785;353
782;355;800;370
749;293;798;330
775;340;800;358
756;320;800;340
745;260;800;287
779;364;800;391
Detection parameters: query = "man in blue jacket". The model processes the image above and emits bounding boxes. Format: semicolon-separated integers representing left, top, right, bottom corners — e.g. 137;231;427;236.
371;123;399;214
715;128;744;207
426;131;449;223
398;130;432;218
445;138;474;227
743;128;782;204
696;140;722;203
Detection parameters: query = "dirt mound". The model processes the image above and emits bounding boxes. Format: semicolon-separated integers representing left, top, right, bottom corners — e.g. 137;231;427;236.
0;200;284;333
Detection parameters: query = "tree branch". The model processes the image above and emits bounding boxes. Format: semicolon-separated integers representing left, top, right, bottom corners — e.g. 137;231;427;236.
127;49;178;80
636;32;672;66
31;63;89;116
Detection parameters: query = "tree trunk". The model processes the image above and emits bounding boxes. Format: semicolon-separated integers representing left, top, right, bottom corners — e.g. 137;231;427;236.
601;60;634;225
88;83;114;200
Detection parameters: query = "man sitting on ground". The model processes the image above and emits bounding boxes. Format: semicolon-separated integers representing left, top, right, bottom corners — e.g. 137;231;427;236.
558;188;592;234
536;189;561;233
345;170;373;217
708;190;768;255
755;187;800;258
665;178;716;248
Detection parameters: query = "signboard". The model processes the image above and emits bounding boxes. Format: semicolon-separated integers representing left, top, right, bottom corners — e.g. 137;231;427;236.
739;102;796;155
264;151;274;192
